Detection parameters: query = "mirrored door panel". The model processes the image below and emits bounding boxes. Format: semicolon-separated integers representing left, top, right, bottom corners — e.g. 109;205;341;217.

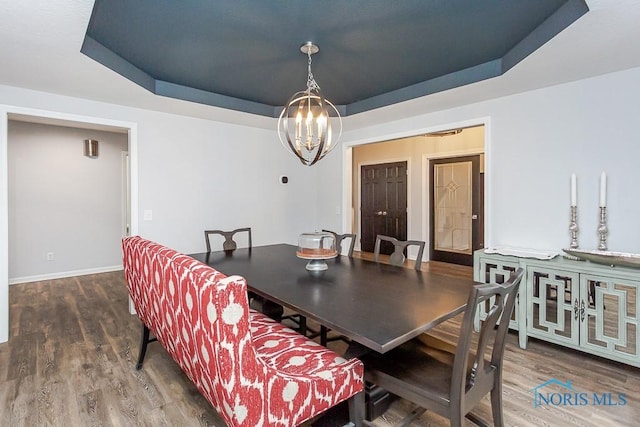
476;260;521;328
581;275;639;364
527;267;580;347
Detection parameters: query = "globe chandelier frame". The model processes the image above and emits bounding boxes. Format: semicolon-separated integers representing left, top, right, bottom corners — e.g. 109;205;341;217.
278;42;342;166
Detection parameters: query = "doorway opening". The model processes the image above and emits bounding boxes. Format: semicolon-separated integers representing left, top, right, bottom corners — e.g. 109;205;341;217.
351;124;485;267
0;107;138;344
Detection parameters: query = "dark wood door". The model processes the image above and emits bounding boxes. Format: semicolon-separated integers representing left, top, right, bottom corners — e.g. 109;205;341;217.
429;155;482;266
361;161;408;254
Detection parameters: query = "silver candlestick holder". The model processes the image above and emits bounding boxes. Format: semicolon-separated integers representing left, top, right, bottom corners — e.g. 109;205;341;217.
598;206;608;251
569;206;579;249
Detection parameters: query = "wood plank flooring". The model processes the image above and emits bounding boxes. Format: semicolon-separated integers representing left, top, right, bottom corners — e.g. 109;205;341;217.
1;258;639;426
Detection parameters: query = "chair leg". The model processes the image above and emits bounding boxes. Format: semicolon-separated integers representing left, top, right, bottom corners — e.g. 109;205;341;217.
136;324;157;370
490;379;505;427
347;390;365;427
450;410;464;427
320;325;329;346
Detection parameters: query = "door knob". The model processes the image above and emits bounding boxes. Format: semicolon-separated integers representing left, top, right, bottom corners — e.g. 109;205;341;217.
376;211;383;216
472;214;478;220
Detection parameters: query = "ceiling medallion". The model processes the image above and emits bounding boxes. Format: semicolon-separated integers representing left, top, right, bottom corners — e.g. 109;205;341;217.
278;42;342;166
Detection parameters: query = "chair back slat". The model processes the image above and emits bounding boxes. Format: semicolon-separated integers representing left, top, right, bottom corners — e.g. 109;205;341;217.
322;229;356;257
204;227;252;252
451;268;524;405
374;234;426;270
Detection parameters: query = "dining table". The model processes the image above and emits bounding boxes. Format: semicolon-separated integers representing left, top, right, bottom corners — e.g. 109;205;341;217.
189;243;476;355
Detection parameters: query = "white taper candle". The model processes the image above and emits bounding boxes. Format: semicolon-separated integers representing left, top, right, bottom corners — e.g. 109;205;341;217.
599;172;607;207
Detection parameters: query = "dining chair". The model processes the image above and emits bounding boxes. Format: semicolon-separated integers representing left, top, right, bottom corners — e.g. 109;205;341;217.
204;227;283;321
204;227;252;252
322;229;356;257
360;268;524;427
374;234;425;270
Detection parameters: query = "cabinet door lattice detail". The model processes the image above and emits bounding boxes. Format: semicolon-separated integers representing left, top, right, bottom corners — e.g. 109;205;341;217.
476;260;520;329
526;267;579;347
580;275;639;364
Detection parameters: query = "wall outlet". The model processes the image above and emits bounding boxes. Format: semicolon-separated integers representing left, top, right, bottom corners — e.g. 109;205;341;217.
46;252;54;261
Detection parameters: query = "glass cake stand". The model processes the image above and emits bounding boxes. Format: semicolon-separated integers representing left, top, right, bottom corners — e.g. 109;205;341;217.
297;231;338;271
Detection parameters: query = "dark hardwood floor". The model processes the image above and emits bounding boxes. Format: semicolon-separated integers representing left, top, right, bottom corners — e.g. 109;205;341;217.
1;255;639;426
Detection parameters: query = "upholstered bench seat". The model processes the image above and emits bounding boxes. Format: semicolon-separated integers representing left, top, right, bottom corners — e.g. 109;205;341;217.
123;236;364;426
251;309;354;375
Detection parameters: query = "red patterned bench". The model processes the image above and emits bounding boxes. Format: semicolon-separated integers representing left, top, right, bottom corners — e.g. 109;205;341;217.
122;236;364;426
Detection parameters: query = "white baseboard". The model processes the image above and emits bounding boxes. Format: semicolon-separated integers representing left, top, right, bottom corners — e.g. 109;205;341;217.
9;265;123;285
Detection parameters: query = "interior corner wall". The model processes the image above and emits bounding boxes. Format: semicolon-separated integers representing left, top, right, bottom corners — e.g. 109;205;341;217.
8;121;128;281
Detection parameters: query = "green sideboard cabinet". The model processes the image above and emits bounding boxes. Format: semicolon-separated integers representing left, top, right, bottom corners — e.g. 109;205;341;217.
474;249;640;367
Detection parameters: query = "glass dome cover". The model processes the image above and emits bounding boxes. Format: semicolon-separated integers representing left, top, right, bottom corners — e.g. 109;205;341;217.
297;231;338;271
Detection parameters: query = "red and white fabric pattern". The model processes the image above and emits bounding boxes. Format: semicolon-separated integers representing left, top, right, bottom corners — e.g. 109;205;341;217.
122;236;364;426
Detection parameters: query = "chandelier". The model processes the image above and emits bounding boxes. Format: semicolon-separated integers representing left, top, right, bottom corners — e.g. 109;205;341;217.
278;42;342;166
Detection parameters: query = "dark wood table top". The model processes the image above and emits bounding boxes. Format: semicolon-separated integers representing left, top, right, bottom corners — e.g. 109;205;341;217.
190;244;476;353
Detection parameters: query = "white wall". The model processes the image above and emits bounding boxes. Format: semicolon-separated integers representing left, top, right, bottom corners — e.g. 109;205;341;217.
132;111;319;253
2;66;640;343
0;85;319;251
340;66;640;253
8;121;127;281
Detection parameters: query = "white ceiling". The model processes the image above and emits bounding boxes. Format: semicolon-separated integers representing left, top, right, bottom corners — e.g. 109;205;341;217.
1;0;640;132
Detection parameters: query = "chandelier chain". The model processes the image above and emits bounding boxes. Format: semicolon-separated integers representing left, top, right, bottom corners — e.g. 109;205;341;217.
306;50;320;93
